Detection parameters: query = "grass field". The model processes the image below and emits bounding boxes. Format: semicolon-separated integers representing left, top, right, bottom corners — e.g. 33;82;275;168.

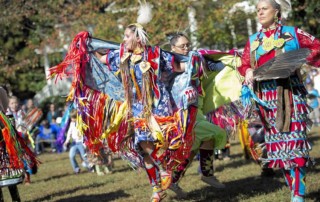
2;127;320;202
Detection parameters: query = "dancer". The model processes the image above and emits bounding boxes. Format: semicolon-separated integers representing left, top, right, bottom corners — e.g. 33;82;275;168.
237;0;320;201
50;22;200;201
0;87;38;201
168;33;227;197
7;96;37;184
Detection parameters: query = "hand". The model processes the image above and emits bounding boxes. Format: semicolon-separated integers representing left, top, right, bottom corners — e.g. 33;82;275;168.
245;68;254;84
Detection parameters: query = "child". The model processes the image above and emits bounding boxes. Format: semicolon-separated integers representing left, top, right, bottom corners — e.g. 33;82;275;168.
63;110;91;174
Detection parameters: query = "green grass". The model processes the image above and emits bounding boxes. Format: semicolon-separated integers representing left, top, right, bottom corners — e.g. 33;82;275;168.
2;127;320;202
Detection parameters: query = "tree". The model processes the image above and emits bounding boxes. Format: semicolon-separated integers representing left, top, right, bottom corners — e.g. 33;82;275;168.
1;0;318;102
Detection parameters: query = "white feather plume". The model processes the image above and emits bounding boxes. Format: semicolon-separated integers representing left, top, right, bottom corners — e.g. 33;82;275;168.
275;0;292;19
137;1;153;25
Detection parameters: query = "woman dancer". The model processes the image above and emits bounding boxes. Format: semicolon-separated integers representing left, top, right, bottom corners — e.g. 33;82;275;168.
238;0;320;201
169;33;227;197
50;23;199;201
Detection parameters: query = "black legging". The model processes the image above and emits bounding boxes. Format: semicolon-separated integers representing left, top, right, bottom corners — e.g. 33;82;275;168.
0;185;21;202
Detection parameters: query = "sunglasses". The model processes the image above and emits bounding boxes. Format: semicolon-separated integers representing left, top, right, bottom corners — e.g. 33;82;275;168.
174;43;191;49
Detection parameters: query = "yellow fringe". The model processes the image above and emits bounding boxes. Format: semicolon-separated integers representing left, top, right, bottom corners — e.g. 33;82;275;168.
101;101;128;139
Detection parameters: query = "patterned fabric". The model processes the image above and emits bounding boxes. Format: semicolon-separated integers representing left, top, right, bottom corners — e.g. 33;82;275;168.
0;112;39;187
257;76;312;169
283;167;306;197
238;26;320;170
199;149;214;177
49;32;199;171
106;49;176;152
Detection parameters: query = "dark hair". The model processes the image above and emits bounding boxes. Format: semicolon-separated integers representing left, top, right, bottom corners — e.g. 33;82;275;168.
169;32;189;46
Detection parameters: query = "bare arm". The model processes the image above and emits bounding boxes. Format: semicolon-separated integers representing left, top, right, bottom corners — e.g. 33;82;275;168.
95;51;107;64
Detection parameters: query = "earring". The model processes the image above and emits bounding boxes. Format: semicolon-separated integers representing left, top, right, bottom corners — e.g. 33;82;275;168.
274;15;279;23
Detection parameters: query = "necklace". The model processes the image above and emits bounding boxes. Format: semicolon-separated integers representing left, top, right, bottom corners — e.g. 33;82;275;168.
251;24;285;52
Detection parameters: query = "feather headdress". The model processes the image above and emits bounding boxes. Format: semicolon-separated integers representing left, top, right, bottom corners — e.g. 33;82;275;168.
128;1;153;46
137;1;153;25
275;0;292;19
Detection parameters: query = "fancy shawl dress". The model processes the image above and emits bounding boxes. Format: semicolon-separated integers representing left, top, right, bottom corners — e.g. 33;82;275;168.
50;31;200;170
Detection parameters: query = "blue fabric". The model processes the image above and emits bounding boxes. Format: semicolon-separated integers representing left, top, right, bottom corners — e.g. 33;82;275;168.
69;142;89;172
207;60;225;72
307;89;319;108
240;85;269;109
249;26;300;61
106;49;176;152
35;123;60;152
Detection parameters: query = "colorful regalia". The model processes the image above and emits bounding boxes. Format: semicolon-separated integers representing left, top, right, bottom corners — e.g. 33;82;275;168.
50;31;201;171
197;49;243;139
238;25;320;170
0;111;39;187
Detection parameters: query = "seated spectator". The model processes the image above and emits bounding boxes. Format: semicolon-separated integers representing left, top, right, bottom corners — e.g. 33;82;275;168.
35;119;59;154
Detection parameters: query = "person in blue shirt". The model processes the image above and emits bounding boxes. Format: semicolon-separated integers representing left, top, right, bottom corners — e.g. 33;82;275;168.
306;82;320;126
35;119;60;154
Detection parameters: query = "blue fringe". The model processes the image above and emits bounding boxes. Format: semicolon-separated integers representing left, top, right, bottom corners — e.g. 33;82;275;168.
240;85;270;109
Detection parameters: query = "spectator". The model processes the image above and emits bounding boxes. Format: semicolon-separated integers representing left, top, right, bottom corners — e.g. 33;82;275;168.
306;83;320;126
35;119;59;154
46;103;60;124
312;69;320;98
63;110;91;174
7;96;25;131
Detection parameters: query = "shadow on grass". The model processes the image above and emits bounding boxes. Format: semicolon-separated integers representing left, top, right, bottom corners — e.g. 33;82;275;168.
113;166;133;173
55;190;130;202
306;190;320;202
32;173;71;183
307;133;320;146
25;182;111;202
37;153;69;163
178;175;285;202
215;157;254;172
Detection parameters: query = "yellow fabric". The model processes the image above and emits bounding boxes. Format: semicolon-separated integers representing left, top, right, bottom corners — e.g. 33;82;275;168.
101;101;128;139
202;54;243;114
238;120;250;155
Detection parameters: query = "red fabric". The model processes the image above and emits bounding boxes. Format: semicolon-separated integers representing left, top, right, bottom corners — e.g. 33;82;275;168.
283;169;293;190
238;27;320;77
237;40;251;76
296;27;320;67
145;164;160;186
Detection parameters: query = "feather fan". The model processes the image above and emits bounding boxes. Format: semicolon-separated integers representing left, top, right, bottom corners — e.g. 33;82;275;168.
253;48;310;81
275;0;292;19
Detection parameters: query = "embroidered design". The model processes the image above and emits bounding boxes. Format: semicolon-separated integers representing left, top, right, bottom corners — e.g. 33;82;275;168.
251;40;260;51
297;28;315;41
139;61;151;73
281;32;294;42
262;36;275;52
